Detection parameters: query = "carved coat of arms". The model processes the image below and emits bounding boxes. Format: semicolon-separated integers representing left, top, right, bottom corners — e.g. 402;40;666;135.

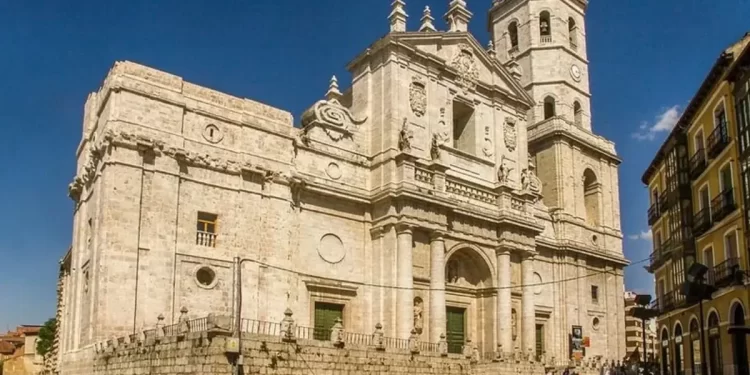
450;44;479;91
504;118;517;151
409;77;427;117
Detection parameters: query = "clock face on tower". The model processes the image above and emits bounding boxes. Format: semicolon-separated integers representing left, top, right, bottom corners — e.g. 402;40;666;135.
570;64;582;82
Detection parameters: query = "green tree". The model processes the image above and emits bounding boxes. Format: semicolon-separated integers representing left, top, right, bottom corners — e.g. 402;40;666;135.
36;318;56;357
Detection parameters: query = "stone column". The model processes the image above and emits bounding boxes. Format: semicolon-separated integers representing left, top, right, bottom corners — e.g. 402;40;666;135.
496;249;512;354
521;251;537;357
429;231;446;343
396;224;414;340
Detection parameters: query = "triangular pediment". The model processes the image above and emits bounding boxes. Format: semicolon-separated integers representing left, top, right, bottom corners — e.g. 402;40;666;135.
351;32;534;108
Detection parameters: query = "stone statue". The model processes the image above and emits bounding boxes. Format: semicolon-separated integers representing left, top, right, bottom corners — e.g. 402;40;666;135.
413;298;424;333
430;133;441;160
511;309;518;341
446;260;459;284
497;155;512;183
398;118;413;152
521;153;542;195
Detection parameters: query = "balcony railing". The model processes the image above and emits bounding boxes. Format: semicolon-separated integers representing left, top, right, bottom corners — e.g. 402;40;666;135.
540;34;552;44
693;207;712;237
648;202;661;225
196;231;217;247
648;238;674;271
689;148;707;179
710;187;736;223
714;257;741;287
707;121;730;158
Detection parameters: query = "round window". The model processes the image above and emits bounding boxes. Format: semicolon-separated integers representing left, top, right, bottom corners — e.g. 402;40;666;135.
593;317;601;330
196;267;216;287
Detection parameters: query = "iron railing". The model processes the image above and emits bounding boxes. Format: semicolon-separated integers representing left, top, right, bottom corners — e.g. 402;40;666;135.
689;148;707;179
707;121;730;158
693;207;712;237
710;187;736;223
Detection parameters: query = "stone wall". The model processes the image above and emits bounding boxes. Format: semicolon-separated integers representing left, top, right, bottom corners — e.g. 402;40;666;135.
79;324;547;375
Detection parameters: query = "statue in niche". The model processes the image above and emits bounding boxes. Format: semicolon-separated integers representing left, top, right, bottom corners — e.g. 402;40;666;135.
511;309;518;341
446;260;459;284
413;298;424;334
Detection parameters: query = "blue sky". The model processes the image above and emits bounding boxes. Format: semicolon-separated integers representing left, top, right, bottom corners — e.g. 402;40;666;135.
0;0;748;330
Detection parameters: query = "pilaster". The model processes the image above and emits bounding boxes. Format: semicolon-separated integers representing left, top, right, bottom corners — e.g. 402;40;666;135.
429;230;447;343
396;223;415;340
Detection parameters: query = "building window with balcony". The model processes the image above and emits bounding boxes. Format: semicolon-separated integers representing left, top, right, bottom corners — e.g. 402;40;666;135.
724;229;739;260
568;17;578;49
708;105;731;158
539;11;551;44
690;129;707;179
703;246;715;284
196;212;218;247
694;184;712;237
508;21;519;54
590;285;599;303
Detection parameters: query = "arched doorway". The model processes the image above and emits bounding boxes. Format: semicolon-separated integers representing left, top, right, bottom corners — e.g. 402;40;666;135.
444;246;494;354
731;303;749;375
674;323;684;375
689;318;701;375
707;311;723;375
661;328;671;375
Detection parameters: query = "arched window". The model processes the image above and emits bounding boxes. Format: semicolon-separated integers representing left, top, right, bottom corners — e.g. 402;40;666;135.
707;312;723;375
574;101;583;127
583;169;600;226
731;303;749;375
543;96;556;120
689;318;701;375
674;324;684;375
539;11;551;43
508;21;519;52
568;17;578;49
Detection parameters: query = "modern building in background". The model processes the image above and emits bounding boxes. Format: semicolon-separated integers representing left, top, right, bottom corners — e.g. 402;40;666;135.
0;326;43;375
623;291;657;362
642;33;750;375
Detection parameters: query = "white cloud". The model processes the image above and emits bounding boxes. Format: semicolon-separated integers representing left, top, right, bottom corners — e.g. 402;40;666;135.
628;230;653;241
631;105;682;141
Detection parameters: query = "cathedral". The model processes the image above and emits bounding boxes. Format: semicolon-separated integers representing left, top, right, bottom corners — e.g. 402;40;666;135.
55;0;627;371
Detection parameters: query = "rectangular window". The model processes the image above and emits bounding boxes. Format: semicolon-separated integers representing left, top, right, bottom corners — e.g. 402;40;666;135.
715;104;727;128
694;130;705;155
651;187;659;205
720;164;733;192
725;230;738;259
590;285;599;303
313;302;344;341
654;231;662;251
452;100;476;153
196;212;218;247
699;186;710;210
704;247;715;284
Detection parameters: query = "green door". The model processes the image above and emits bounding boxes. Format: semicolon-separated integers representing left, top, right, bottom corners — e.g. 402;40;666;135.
313;302;343;341
535;324;544;359
446;307;466;354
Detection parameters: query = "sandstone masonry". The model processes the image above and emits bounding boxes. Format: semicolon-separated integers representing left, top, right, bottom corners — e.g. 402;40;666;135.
54;1;627;374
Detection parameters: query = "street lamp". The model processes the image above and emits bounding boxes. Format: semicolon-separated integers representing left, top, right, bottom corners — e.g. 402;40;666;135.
682;262;716;375
631;294;658;365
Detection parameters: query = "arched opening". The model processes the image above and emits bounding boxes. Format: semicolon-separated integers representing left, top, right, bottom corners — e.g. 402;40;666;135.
583;169;601;226
707;312;723;375
568;17;578;49
674;323;684;375
508;21;519;52
444;247;493;355
689;318;701;374
539;11;551;44
731;303;749;375
661;328;671;375
543;96;556;120
574;101;583;127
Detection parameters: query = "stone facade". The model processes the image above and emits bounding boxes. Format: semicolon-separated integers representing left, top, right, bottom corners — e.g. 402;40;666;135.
56;1;626;373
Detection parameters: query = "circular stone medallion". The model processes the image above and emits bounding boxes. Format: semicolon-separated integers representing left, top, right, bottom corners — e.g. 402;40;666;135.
326;162;342;180
318;234;346;264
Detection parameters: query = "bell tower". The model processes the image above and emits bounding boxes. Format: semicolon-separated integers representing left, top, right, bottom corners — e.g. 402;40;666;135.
489;0;591;130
